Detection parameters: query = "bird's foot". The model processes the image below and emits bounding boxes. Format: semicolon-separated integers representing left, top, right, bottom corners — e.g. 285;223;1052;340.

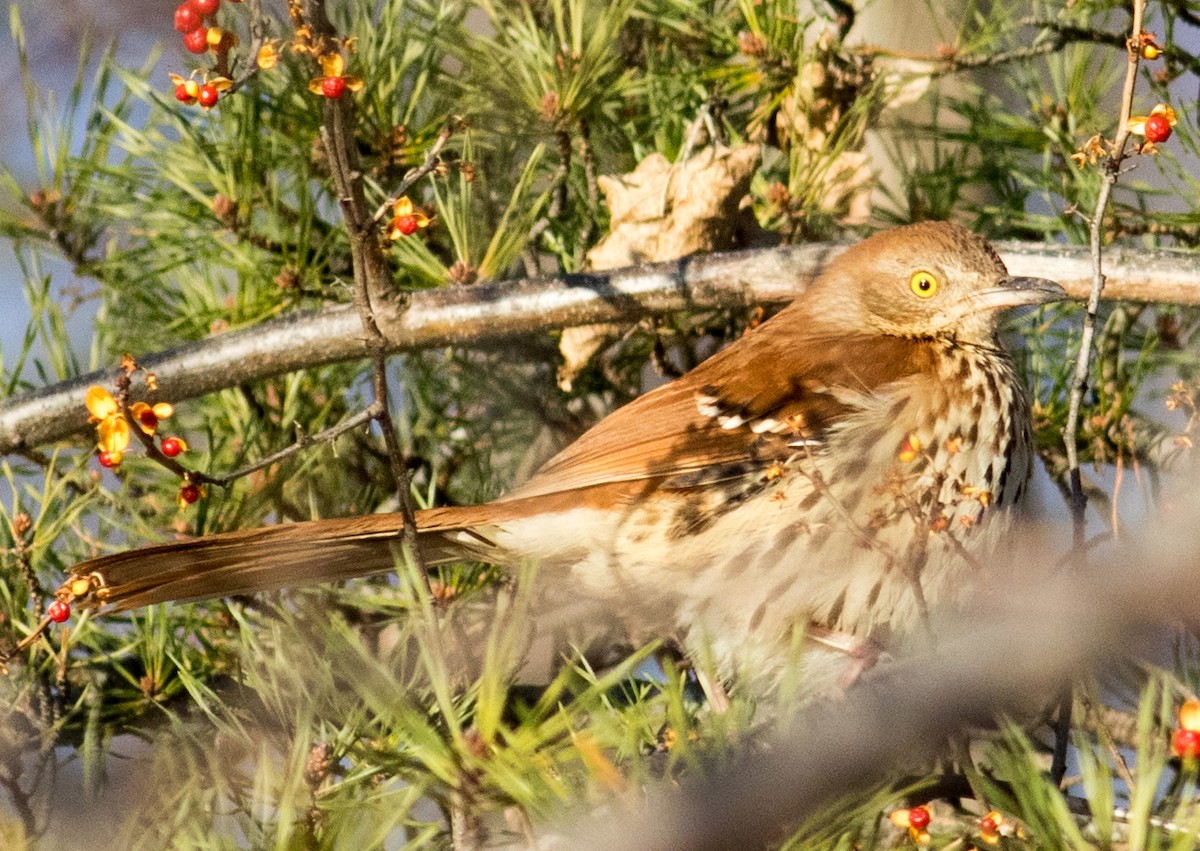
805;625;882;695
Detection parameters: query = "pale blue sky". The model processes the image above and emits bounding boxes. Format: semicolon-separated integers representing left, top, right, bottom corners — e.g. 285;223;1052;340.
1;1;165;382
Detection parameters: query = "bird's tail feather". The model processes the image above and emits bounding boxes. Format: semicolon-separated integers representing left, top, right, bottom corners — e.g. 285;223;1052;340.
71;505;492;611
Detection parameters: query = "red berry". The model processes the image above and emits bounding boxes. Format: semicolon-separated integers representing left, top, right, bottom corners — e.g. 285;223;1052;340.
174;3;203;32
98;450;120;468
183;27;209;54
47;600;70;623
191;0;220;15
179;483;202;505
161;437;184;457
1145;113;1172;144
907;806;931;830
321;76;348;99
139;409;159;429
198;85;219;108
1174;728;1200;759
394;214;418;236
174;83;195;103
980;814;1000;833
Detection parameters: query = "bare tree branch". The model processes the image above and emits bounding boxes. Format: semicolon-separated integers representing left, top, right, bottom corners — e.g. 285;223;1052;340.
1;240;1197;457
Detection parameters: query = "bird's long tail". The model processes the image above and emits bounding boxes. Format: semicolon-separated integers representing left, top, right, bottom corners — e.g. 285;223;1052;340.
68;505;495;611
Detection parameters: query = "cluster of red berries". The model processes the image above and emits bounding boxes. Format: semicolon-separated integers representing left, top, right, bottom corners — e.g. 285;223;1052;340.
98;434;185;466
891;803;1012;844
174;0;238;55
174;77;222;108
132;406;189;460
172;0;241;107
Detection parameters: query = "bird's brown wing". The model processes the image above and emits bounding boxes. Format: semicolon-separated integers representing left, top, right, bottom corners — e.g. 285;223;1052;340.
500;320;938;504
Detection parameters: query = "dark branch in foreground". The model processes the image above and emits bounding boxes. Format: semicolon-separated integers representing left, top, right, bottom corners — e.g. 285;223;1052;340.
0;240;1197;457
569;500;1200;851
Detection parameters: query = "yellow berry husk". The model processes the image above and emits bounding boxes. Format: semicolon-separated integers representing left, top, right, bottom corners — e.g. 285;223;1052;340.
1149;103;1179;124
97;417;130;454
257;45;279;70
319;52;346;77
1180;699;1200;731
69;577;93;597
85;386;118;419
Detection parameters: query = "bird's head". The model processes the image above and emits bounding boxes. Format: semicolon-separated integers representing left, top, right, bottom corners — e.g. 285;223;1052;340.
808;221;1066;345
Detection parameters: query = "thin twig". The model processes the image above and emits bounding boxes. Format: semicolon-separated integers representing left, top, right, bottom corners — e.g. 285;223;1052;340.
450;789;484;851
224;0;270;96
205;407;377;486
577;119;598;258
1056;0;1147;789
307;0;430;586
1064;1;1145;551
11;514;41;608
1027;14;1200;78
931;39;1064;74
528;128;572;250
370;122;457;224
1082;693;1137;792
0;771;41;841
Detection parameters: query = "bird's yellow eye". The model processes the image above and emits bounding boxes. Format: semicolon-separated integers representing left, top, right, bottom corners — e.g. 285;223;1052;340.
909;270;939;299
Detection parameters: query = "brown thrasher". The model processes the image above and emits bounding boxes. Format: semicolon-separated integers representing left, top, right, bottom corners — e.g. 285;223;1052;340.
68;221;1064;694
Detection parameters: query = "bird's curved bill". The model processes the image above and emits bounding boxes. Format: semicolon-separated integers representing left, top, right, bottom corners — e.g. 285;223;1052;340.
973;277;1067;312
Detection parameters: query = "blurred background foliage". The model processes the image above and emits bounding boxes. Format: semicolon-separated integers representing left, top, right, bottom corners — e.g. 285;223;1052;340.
2;0;1200;847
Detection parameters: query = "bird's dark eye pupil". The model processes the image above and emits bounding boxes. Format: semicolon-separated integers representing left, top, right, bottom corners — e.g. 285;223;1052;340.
918;278;930;290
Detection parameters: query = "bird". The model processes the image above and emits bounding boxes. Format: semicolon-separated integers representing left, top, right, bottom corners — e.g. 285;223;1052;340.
66;221;1065;696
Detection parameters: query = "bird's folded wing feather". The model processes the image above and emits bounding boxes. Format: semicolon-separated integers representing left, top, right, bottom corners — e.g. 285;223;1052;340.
499;323;937;503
